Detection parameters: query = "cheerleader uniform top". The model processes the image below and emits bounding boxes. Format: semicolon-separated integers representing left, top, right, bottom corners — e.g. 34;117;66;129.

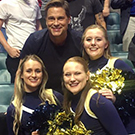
71;89;128;135
88;56;134;73
6;89;63;135
88;56;135;134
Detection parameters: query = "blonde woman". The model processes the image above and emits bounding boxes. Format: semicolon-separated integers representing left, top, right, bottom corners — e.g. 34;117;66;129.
62;56;128;135
6;55;63;135
82;24;135;134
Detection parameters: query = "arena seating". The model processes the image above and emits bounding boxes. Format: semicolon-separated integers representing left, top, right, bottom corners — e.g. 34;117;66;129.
0;52;14;135
106;12;123;53
0;84;14;112
106;12;120;30
0;52;11;84
0;52;14;112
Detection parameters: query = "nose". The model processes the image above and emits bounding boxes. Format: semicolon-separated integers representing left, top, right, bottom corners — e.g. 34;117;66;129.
91;39;96;45
70;74;76;81
54;19;59;26
31;71;36;77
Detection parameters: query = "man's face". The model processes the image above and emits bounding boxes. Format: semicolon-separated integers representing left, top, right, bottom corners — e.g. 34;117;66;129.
46;7;71;39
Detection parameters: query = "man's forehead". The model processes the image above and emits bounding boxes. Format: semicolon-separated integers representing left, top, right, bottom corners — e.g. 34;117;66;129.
46;7;67;17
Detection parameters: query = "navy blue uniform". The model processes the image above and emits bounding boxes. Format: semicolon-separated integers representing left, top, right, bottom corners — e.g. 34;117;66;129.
71;91;128;135
6;89;63;135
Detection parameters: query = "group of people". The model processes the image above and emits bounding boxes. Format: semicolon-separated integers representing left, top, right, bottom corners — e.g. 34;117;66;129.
0;0;134;135
7;22;135;134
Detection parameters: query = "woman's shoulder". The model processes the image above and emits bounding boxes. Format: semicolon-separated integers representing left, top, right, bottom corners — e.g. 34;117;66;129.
52;90;63;104
90;91;115;114
91;92;113;104
114;58;134;73
45;89;63;106
84;89;114;119
7;103;15;115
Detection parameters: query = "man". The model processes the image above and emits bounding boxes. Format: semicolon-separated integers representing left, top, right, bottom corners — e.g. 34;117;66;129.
0;0;42;83
67;0;106;32
128;34;135;68
111;0;135;51
40;0;50;28
20;0;82;93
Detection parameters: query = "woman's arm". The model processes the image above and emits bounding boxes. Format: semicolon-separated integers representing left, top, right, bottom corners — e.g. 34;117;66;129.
114;59;134;73
99;88;116;103
31;130;40;135
6;104;15;135
90;93;128;135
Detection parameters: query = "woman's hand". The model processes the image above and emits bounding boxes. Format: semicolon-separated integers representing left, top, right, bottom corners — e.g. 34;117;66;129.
31;130;40;135
99;88;116;103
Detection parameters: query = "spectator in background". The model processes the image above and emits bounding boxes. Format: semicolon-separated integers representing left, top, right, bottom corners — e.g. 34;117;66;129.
0;0;6;53
19;0;82;94
67;0;106;32
40;0;50;28
38;0;42;8
0;0;42;83
128;34;135;68
111;0;135;52
99;0;110;21
0;23;7;53
7;55;63;135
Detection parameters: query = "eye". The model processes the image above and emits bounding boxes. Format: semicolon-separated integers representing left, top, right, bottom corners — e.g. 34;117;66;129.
86;38;92;42
26;69;32;73
74;72;81;75
96;38;102;42
58;16;64;21
64;73;71;77
35;69;42;73
48;16;55;21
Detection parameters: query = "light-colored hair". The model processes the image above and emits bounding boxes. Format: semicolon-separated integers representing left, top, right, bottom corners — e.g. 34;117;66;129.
82;24;111;63
12;55;56;135
62;56;92;124
45;0;70;18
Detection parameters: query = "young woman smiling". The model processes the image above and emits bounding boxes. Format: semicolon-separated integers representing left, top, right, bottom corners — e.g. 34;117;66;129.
6;55;63;135
62;56;128;135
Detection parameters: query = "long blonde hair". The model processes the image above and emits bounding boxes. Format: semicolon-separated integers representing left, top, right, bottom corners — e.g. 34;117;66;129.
82;24;111;63
12;55;56;134
62;56;92;124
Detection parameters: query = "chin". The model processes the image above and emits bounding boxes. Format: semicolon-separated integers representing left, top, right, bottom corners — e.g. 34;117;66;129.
70;89;80;95
53;33;62;37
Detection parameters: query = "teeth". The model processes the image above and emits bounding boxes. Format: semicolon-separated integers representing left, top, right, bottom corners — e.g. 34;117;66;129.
70;83;78;87
30;80;37;82
90;48;97;51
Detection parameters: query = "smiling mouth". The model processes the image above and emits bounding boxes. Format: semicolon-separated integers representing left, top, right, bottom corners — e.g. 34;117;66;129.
70;83;79;87
30;79;38;83
52;27;61;31
90;48;97;51
54;28;60;31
